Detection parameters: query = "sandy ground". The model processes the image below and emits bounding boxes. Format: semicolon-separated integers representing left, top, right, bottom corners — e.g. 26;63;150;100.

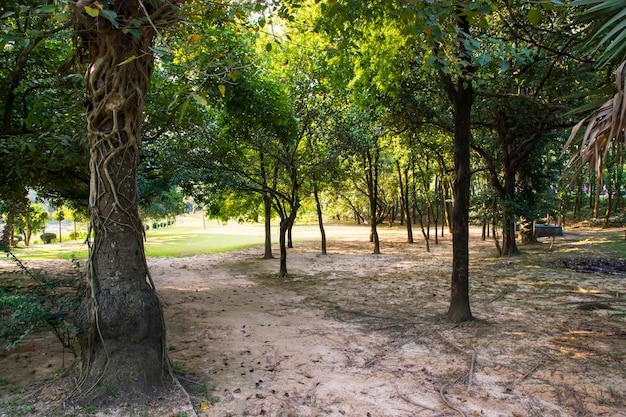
1;225;625;417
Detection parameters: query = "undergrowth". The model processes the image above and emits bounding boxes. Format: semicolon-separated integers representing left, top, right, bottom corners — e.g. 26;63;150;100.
0;249;83;354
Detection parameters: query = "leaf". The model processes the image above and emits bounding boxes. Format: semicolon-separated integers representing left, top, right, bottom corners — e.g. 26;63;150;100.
188;34;202;44
40;4;56;13
265;42;273;52
101;9;119;28
475;54;492;66
200;402;210;410
1;11;16;18
218;84;226;97
117;55;138;66
527;8;542;25
84;5;99;17
192;94;207;106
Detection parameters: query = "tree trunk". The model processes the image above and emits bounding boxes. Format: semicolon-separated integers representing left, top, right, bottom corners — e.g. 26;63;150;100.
313;184;327;255
500;171;520;256
445;12;473;322
278;219;289;277
603;185;612;228
278;209;298;277
416;205;430;252
593;175;601;217
444;179;453;233
263;193;274;259
574;177;582;220
0;219;13;251
287;221;294;249
396;161;414;243
520;218;536;245
72;4;177;405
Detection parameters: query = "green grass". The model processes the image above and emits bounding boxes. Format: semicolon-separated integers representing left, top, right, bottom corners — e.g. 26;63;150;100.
1;213;379;261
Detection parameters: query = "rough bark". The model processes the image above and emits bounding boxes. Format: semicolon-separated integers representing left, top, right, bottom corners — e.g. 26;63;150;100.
442;12;473;323
72;1;179;405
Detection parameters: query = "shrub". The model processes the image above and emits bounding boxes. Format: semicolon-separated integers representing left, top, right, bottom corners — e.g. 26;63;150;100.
68;232;87;241
152;222;159;229
40;232;57;244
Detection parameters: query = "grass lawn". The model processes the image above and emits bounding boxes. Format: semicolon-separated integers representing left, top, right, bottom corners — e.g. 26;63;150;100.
2;213;393;260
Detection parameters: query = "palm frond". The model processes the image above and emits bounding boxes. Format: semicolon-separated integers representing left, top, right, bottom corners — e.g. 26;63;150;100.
562;61;626;184
572;0;626;65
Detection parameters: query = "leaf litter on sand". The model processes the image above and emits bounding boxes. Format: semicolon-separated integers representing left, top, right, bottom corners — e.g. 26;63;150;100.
0;226;624;416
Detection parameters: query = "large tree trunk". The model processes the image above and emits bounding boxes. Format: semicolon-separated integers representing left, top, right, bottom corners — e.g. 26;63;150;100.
444;12;473;322
72;2;177;405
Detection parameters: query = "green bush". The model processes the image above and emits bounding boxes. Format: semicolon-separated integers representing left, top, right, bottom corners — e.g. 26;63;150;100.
40;232;57;244
68;231;87;241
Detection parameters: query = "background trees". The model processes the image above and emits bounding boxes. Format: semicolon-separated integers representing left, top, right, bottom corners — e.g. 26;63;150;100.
2;0;625;406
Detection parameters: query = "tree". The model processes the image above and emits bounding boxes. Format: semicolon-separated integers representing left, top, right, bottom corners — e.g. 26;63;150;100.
15;203;49;246
70;0;181;405
1;2;89;250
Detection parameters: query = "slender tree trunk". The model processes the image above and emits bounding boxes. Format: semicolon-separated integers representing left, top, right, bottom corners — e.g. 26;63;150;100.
278;210;298;277
72;3;178;404
313;184;327;255
444;179;453;233
263;193;274;259
593;175;601;217
500;171;520;256
287;222;294;248
396;161;414;243
574;178;582;220
603;185;613;228
279;218;289;277
416;205;430;252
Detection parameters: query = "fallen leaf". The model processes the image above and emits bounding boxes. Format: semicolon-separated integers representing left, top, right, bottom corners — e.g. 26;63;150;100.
200;402;210;410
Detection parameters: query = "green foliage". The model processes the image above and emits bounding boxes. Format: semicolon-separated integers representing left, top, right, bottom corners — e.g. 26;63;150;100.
13;203;48;246
39;232;56;244
0;251;81;352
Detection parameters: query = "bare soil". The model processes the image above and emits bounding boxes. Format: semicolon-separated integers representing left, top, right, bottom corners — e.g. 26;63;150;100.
1;226;625;417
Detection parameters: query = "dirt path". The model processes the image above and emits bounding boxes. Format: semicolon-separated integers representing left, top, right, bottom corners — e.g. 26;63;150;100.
1;226;625;416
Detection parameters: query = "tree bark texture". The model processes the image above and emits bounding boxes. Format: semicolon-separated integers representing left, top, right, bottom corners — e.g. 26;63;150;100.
72;2;178;404
443;11;473;323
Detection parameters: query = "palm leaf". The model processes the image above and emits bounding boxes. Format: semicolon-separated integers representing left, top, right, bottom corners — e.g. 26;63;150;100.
562;62;626;184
